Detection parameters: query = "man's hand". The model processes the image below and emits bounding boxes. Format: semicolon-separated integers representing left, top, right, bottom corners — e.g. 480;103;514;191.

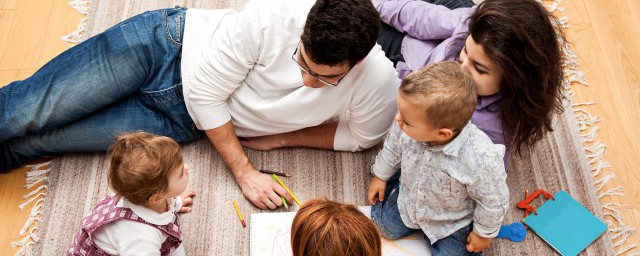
466;231;492;253
368;176;387;205
178;189;196;213
204;124;292;209
236;169;293;209
239;135;284;151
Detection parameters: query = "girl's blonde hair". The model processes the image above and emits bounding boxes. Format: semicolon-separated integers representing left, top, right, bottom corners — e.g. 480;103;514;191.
107;132;182;205
291;198;381;256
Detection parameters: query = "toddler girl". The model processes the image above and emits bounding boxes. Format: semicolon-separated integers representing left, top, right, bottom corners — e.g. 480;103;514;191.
68;132;196;255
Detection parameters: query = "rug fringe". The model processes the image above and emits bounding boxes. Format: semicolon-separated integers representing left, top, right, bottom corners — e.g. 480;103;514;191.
10;162;50;256
60;0;92;43
541;0;639;254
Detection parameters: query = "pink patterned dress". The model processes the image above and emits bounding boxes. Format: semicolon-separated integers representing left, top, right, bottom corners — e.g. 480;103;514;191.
68;195;182;255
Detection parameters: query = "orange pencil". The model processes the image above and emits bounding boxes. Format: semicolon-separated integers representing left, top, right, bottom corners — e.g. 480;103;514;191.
232;199;246;228
524;190;529;217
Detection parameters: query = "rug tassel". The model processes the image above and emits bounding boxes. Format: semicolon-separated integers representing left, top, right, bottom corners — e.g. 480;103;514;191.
603;204;626;226
22;185;46;200
19;197;45;235
606;224;639;255
585;142;605;165
61;0;92;43
598;187;625;199
11;163;50;256
574;108;600;132
611;227;636;246
581;126;599;142
617;244;638;256
19;193;45;210
590;160;612;177
601;202;626;219
594;172;617;192
24;167;50;189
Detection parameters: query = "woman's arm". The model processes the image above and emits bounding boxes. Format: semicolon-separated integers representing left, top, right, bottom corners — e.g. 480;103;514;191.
372;0;473;40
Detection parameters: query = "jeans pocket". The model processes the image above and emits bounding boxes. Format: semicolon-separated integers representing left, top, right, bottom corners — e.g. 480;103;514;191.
140;83;184;107
163;8;186;48
140;84;200;141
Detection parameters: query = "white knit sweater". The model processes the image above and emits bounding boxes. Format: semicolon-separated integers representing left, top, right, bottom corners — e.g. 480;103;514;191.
180;0;400;151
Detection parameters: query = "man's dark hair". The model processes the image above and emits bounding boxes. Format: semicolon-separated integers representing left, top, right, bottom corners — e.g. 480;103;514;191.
301;0;381;67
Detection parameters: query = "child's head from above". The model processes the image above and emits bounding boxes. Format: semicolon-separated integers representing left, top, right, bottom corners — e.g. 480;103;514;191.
397;61;476;143
462;0;565;152
291;198;381;256
107;132;189;206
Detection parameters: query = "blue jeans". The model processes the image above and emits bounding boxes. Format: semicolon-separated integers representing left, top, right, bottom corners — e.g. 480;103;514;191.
371;173;481;256
425;0;475;9
0;7;201;172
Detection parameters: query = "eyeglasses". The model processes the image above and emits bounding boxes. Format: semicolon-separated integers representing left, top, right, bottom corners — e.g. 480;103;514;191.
291;41;353;87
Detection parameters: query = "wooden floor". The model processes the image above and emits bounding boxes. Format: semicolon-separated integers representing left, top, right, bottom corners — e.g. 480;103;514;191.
0;0;638;254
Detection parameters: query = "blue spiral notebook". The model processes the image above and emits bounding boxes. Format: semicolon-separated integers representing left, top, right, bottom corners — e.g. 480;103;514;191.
522;190;607;256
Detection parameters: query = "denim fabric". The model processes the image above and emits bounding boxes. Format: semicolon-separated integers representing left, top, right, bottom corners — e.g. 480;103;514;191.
376;0;474;67
425;0;475;9
371;172;482;256
371;173;414;239
0;7;201;172
377;23;406;66
429;223;482;256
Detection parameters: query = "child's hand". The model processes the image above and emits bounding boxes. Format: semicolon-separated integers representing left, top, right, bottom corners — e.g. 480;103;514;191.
368;176;387;205
466;231;492;253
178;189;196;213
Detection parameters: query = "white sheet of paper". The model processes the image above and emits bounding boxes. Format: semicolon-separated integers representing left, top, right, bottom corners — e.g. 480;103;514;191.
249;206;431;256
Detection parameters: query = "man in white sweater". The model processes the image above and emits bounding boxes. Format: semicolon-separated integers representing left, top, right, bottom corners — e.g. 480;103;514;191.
1;0;399;209
182;0;399;208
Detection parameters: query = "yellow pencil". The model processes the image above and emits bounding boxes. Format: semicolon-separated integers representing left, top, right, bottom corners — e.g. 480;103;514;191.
232;199;246;228
271;175;289;210
272;174;302;206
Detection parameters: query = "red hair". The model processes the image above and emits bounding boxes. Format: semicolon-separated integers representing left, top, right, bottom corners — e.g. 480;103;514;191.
291;198;381;256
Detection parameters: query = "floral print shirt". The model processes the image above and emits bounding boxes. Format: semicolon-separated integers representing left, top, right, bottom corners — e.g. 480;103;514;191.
372;122;509;243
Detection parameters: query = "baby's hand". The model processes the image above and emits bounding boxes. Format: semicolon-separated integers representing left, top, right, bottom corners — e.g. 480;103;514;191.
178;189;196;213
466;231;492;253
368;176;387;205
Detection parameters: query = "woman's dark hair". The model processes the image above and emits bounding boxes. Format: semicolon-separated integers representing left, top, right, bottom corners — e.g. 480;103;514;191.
302;0;380;67
469;0;565;154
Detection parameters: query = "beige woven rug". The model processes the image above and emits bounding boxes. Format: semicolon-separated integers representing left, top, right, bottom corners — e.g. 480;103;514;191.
22;0;616;255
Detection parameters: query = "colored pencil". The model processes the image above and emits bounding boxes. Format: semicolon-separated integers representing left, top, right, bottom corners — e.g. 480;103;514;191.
271;175;289;210
232;199;246;228
272;174;302;206
259;169;291;177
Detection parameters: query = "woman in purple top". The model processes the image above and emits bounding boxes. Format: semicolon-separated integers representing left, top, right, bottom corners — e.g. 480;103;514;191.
374;0;565;167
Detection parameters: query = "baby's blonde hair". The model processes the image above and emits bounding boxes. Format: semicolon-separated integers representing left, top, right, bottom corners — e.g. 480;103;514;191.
107;132;182;205
400;61;477;132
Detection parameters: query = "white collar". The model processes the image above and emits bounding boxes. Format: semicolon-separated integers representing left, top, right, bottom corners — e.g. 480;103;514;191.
116;196;180;225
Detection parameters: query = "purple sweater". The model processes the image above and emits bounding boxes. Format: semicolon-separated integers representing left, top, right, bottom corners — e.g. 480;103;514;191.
373;0;510;166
